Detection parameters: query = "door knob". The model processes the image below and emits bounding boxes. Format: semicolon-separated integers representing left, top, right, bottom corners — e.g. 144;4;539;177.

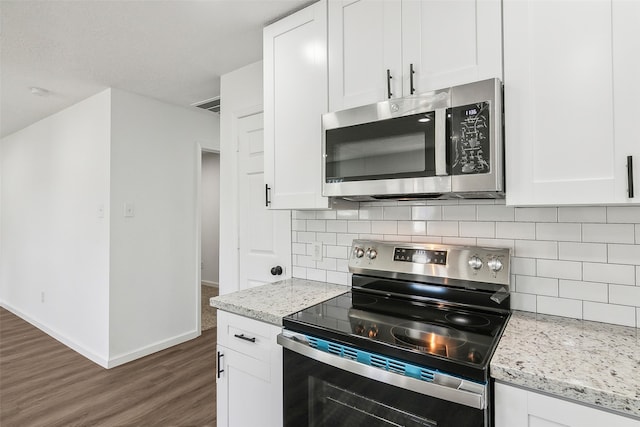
270;266;283;276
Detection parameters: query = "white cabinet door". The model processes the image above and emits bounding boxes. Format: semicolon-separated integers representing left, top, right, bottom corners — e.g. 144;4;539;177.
504;0;617;205
264;0;330;209
328;0;402;111
216;312;283;427
494;383;640;427
402;0;502;94
237;111;291;290
612;0;640;203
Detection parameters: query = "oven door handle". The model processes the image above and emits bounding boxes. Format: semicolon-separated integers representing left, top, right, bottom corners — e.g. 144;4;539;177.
277;333;487;410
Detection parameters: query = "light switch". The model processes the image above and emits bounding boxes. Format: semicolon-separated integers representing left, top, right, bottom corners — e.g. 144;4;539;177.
311;241;323;261
124;203;135;217
97;204;104;218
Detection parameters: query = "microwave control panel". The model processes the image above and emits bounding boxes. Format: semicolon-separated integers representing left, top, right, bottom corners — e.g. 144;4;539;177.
449;101;490;175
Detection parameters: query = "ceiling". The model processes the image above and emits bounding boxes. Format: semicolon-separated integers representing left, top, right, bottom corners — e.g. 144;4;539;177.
0;0;313;138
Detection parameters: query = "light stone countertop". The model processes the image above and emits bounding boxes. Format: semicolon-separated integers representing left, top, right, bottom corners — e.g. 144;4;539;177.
209;278;348;326
491;311;640;419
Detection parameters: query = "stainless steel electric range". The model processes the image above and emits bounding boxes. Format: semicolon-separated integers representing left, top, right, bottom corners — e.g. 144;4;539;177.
278;239;511;427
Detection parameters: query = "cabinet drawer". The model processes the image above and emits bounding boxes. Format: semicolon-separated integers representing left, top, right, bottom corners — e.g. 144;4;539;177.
217;311;281;361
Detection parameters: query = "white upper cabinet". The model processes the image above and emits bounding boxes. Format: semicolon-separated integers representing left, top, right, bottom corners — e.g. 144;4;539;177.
329;0;502;111
504;0;640;205
264;0;330;209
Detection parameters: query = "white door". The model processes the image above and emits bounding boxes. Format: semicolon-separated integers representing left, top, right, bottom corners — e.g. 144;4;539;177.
237;112;291;290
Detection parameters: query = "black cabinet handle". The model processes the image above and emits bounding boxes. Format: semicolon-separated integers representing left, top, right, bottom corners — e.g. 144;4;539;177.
627;155;634;198
270;265;283;276
410;63;416;95
234;333;256;343
265;184;271;207
386;69;393;99
217;351;224;378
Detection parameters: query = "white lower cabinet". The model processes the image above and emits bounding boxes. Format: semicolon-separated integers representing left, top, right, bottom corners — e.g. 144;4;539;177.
494;383;639;427
216;311;282;427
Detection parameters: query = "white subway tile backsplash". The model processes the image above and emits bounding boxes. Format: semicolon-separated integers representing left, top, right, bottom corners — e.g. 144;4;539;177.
293;210;316;219
292;266;306;279
609;284;640;307
297;231;316;243
606;206;640;223
514;240;557;259
326;271;349;286
477;205;515;221
459;222;494;238
496;222;536;240
347;221;371;234
383;206;412;220
536;223;581;242
583;302;636;327
559;280;608;303
515;207;558;222
412;206;442;221
307;268;326;282
582;224;635;244
442;205;476;221
371;221;398;234
608;244;640;265
557;207;606;223
292;220;306;231
558;242;607;263
511;257;536;276
336;209;359;220
291;200;640;327
327;220;348;233
398;221;427;235
510;292;537;312
316;210;337;220
583;262;636;285
326;245;349;259
427;221;458;237
359;207;383;220
537;296;582;319
516;275;558;296
337;233;359;247
306;220;326;232
536;259;582;280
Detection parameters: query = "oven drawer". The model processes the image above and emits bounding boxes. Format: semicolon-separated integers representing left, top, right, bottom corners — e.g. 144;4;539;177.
217;311;280;361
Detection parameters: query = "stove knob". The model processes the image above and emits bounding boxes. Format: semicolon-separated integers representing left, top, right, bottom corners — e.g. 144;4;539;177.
354;247;365;258
366;248;378;260
488;257;503;272
468;256;483;270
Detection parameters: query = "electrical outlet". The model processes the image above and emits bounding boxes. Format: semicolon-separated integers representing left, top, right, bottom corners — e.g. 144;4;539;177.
311;241;323;261
124;203;135;217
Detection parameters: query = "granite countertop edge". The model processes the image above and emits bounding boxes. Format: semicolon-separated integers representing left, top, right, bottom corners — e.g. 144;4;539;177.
490;310;640;419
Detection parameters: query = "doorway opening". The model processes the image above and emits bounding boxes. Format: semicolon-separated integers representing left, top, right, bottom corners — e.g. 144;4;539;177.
201;150;219;331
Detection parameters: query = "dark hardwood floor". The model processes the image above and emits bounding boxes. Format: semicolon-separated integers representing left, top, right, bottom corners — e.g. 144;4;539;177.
0;307;216;427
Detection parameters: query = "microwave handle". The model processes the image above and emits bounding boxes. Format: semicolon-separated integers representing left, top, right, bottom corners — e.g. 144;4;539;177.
435;108;447;176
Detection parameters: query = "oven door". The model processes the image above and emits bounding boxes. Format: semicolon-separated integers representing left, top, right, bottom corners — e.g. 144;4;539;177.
279;333;490;427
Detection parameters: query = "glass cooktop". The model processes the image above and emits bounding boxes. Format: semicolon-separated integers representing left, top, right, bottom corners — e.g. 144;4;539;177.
283;291;509;382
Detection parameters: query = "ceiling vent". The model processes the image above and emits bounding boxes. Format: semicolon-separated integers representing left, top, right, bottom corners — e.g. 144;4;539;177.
194;97;220;113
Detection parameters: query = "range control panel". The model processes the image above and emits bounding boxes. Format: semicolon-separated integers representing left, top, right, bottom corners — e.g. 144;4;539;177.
393;248;447;265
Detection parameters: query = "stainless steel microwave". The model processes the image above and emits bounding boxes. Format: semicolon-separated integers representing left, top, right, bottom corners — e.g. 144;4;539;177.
322;78;504;200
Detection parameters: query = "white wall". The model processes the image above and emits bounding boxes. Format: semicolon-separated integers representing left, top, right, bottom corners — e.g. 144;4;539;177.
108;89;219;366
0;90;112;365
291;201;640;328
219;61;263;295
201;152;220;285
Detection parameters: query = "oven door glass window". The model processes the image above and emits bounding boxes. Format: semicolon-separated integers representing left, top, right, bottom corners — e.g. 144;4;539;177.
325;112;436;182
283;349;488;427
448;102;491;176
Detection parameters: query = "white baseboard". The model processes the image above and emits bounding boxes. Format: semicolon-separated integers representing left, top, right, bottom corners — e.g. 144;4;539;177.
106;330;201;368
0;301;109;368
201;281;219;288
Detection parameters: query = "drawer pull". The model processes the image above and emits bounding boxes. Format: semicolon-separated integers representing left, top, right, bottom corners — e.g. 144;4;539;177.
234;333;256;343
